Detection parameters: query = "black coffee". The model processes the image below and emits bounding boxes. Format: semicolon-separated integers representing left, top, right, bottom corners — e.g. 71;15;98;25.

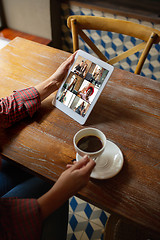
77;135;103;153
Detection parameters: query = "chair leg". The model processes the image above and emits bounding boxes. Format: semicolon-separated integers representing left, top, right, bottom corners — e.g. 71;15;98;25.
71;19;79;52
103;214;160;240
135;32;158;74
103;214;120;240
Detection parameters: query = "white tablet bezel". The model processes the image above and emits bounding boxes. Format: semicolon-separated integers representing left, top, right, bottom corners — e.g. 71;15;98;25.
53;50;114;125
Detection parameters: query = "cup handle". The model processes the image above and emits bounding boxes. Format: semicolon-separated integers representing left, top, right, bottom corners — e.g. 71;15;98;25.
92;157;98;162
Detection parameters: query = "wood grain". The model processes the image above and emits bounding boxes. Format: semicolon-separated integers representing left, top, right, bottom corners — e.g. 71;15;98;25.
0;37;160;234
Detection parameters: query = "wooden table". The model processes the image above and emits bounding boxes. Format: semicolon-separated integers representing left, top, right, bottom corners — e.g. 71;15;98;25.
0;37;160;235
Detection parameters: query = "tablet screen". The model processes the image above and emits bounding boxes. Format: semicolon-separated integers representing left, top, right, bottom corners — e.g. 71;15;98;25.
54;50;114;124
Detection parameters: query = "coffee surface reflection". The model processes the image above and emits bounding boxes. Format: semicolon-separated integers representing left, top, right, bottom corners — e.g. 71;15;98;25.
77;135;103;153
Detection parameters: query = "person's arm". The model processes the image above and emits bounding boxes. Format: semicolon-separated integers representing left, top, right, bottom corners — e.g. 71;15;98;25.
0;87;41;128
0;52;77;128
35;52;77;101
38;155;96;220
0;197;42;240
0;155;95;240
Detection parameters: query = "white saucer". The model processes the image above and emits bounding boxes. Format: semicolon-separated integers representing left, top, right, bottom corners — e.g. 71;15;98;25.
76;140;124;179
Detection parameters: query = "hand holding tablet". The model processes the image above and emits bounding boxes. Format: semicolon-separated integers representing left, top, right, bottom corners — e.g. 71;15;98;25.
53;50;114;125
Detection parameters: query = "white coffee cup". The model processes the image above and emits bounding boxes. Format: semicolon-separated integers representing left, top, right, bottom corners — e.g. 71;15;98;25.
73;127;106;160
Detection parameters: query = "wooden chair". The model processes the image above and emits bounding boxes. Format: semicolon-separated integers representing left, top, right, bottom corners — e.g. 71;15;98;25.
67;15;160;74
103;214;160;240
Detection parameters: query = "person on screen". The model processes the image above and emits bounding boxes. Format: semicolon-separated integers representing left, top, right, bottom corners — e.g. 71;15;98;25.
0;52;96;240
67;77;78;92
81;63;88;75
74;102;86;116
74;60;87;77
74;60;84;73
59;90;67;103
89;69;101;83
78;86;94;103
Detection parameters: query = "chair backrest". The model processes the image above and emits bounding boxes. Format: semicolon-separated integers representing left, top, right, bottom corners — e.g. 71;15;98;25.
67;15;160;75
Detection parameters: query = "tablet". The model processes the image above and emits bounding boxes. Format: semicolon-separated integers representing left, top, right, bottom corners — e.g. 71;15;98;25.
53;50;114;125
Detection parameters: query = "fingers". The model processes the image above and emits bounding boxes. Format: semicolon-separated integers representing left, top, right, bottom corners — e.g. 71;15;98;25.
57;52;77;77
80;157;96;176
66;164;72;169
66;153;95;178
70;51;78;59
66;160;76;168
52;52;77;83
64;52;77;65
71;155;96;175
64;52;77;69
71;155;90;170
66;155;89;170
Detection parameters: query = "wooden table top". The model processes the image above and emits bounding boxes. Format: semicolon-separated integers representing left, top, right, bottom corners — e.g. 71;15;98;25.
0;37;160;234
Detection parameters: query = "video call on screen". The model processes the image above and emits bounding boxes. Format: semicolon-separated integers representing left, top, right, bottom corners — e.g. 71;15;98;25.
57;56;109;117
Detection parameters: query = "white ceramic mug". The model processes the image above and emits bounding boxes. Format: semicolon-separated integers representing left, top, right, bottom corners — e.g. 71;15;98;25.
73;127;106;160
